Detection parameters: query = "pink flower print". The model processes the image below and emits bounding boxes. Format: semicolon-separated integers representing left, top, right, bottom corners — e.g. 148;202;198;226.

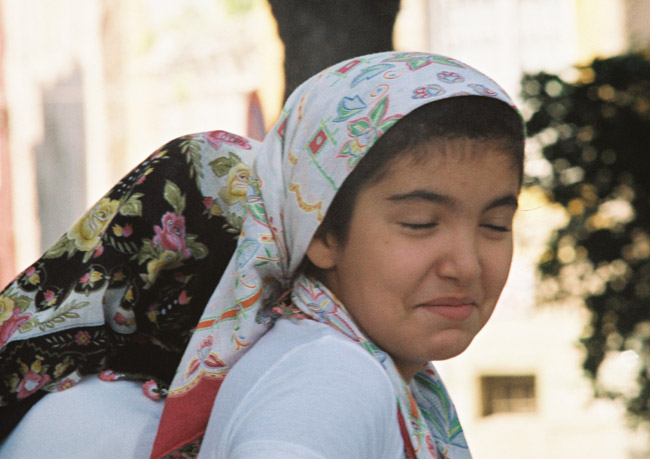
16;370;51;399
0;307;31;348
437;71;464;84
115;224;133;237
199;335;214;349
80;272;90;284
142;380;161;401
153;212;191;258
412;84;445;99
113;312;126;325
98;369;124;382
203;197;213;209
93;245;104;258
23;266;41;286
43;290;57;307
74;330;91;345
178;290;190;305
57;378;76;391
204;130;251;150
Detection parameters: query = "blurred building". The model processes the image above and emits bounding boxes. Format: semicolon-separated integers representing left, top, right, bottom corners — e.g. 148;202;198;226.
0;0;282;285
1;0;649;457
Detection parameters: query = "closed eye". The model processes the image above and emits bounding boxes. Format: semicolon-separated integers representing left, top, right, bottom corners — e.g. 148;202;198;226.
482;224;511;232
400;222;438;230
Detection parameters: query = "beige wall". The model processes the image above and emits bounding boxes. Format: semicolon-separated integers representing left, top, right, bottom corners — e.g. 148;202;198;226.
1;0;282;276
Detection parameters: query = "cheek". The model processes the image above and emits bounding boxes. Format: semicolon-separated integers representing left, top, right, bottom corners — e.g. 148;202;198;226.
334;236;412;309
482;242;514;297
355;236;425;286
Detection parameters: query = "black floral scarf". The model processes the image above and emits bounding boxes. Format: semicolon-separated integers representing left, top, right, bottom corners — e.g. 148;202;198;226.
0;131;258;439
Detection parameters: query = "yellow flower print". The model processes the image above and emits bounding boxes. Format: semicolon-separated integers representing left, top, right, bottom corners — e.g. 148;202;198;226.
210;202;223;217
31;356;43;373
146;309;158;325
144;250;184;286
54;362;70;378
23;266;41;286
89;270;104;284
67;198;120;252
0;295;16;325
218;163;250;205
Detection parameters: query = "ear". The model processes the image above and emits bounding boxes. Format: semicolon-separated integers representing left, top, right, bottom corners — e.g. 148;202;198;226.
305;233;339;270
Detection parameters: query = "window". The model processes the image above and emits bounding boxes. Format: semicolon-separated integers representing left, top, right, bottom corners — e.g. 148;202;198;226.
480;375;536;416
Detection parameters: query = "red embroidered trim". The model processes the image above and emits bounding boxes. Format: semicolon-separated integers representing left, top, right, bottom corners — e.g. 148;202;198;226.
398;409;417;459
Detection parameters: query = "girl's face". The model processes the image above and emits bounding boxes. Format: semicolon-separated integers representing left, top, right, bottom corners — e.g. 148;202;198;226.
307;138;521;381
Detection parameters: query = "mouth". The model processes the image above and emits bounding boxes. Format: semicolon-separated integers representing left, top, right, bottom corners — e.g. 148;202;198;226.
417;297;476;321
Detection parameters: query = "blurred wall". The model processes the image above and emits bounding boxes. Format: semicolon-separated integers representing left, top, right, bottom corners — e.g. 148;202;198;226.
0;0;282;285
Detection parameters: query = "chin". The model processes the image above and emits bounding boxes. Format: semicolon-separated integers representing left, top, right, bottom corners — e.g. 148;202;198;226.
427;334;476;361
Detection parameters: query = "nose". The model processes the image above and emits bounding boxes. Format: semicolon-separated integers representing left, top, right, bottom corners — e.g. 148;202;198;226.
435;231;481;284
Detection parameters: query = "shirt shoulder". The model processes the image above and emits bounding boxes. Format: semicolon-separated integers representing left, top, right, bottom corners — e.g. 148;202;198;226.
199;319;404;459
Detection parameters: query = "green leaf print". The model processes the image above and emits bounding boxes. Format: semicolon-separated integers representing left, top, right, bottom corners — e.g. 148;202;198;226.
163;180;186;215
185;235;208;259
347;119;371;137
43;236;75;259
119;193;144;217
369;97;388;126
209;153;241;177
138;239;158;264
34;300;90;332
180;138;204;180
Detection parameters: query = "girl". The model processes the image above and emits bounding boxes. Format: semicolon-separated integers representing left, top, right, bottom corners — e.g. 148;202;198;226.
0;52;524;458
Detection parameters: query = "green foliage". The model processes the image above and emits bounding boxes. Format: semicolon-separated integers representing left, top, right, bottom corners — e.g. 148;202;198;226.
523;52;650;425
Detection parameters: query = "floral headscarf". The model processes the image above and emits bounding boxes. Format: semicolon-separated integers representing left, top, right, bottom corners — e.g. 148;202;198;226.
152;52;519;458
0;131;258;437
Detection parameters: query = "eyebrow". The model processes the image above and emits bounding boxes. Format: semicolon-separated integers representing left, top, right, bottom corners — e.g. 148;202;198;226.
387;190;452;205
386;190;519;211
486;195;519;211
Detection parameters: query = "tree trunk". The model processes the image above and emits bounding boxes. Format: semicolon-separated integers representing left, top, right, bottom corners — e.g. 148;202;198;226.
268;0;401;102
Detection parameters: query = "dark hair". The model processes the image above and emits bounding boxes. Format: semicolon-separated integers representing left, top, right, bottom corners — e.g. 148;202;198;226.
317;96;525;244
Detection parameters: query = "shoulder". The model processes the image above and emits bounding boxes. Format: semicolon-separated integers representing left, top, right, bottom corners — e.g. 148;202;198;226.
200;319;404;458
218;319;393;396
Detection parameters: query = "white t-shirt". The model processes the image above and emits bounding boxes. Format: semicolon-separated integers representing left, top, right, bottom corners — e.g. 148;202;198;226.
0;376;164;458
0;319;404;459
198;319;404;459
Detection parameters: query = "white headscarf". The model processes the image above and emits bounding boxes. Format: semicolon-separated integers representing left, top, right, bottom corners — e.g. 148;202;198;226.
152;51;519;458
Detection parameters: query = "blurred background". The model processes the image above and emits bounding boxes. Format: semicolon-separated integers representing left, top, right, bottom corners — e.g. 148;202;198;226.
0;0;649;457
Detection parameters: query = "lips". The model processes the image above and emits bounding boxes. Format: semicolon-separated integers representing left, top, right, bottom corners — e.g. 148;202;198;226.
420;296;475;307
417;297;476;321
